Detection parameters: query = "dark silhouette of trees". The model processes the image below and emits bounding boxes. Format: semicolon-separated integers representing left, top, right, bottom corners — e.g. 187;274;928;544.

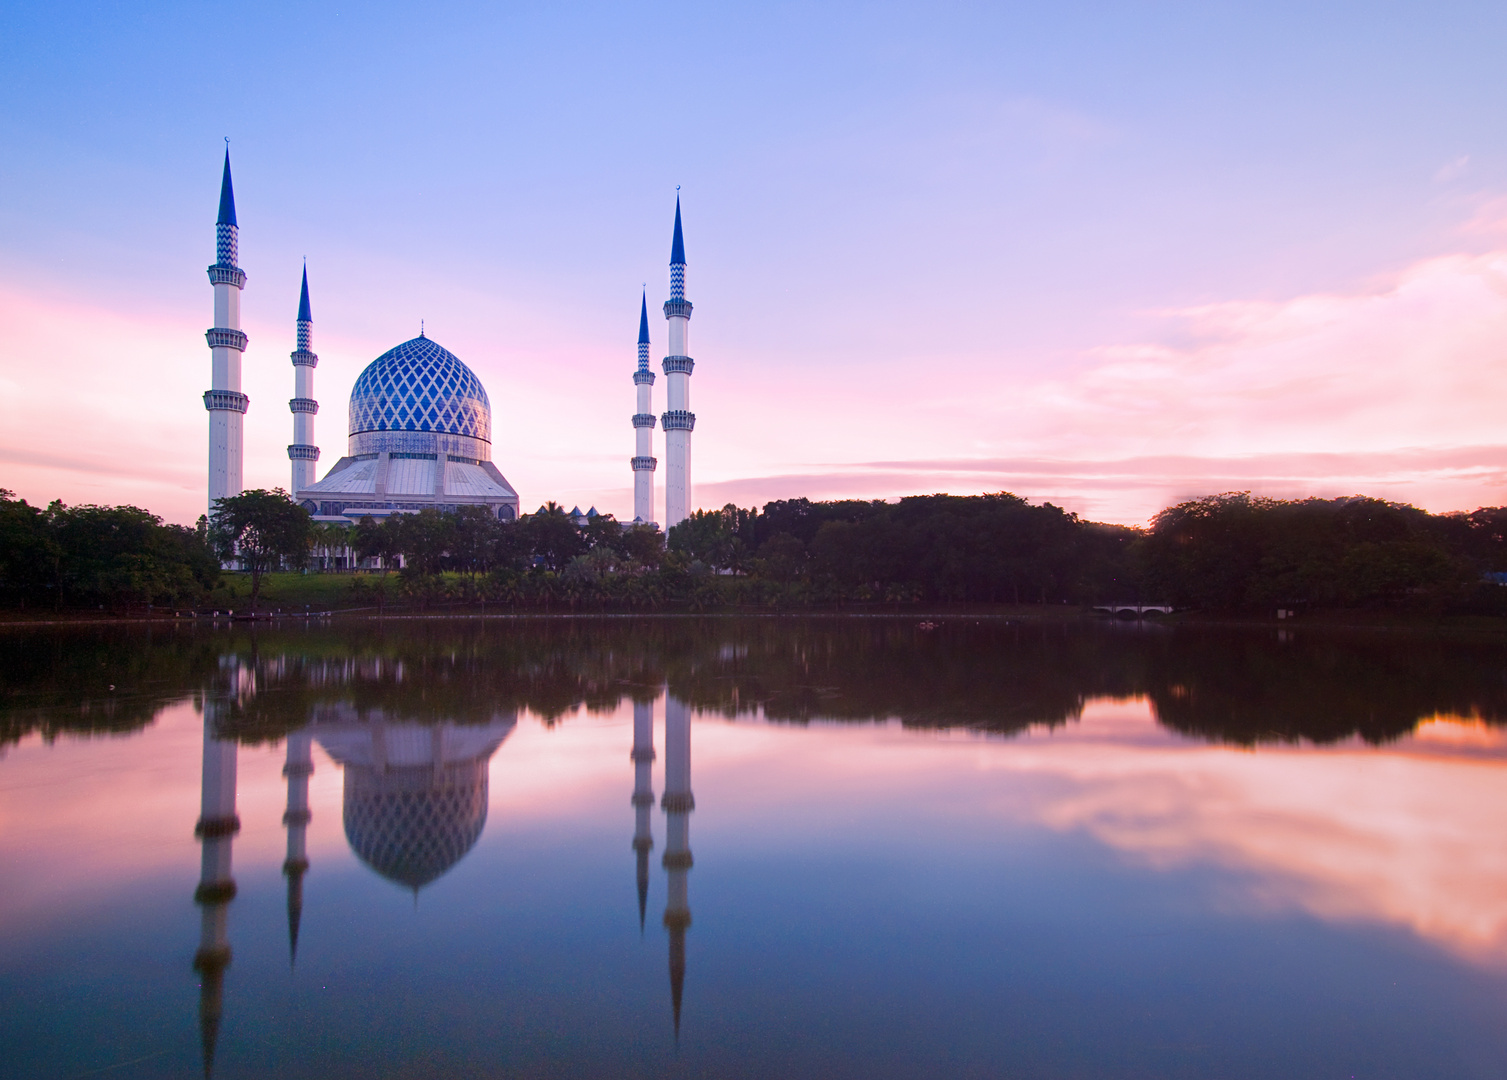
1139;493;1486;611
10;485;1507;614
0;489;219;609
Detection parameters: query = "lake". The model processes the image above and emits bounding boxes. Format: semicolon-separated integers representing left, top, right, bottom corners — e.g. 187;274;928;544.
3;617;1507;1078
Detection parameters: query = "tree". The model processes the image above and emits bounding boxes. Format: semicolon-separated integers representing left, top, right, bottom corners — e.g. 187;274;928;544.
312;521;352;570
209;488;313;611
667;504;744;570
521;502;586;572
450;505;499;578
394;507;454;576
0;490;55;606
618;523;666;569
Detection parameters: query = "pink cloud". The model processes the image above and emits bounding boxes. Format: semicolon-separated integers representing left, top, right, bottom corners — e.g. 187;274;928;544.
6;224;1507;527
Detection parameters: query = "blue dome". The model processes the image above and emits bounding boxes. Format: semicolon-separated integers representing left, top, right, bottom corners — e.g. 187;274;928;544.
348;336;491;445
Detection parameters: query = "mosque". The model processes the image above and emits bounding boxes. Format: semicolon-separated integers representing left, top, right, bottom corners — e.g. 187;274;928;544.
202;149;699;529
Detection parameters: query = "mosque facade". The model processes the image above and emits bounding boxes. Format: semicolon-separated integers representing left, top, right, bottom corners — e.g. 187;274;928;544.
204;151;701;528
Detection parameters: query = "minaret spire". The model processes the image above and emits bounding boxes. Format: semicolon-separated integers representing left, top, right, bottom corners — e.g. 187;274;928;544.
204;144;250;519
631;291;658;524
669;196;686;272
661;193;696;529
288;264;321;493
217;149;237;228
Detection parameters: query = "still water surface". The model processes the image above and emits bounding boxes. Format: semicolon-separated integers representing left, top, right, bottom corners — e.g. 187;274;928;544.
3;618;1507;1078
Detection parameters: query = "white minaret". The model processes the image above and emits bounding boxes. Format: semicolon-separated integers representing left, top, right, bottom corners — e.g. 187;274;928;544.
282;729;313;965
204;146;249;517
631;697;656;930
193;690;241;1080
661;196;696;530
288;266;320;493
631;293;658;524
662;693;694;1036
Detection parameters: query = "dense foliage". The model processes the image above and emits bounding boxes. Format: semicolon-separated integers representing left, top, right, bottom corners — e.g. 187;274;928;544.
6;486;1507;613
0;489;220;609
1138;493;1507;611
667;494;1135;603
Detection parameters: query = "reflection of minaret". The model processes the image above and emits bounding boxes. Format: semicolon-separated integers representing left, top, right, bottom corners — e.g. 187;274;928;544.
193;700;240;1079
661;695;694;1036
631;698;656;930
282;730;313;964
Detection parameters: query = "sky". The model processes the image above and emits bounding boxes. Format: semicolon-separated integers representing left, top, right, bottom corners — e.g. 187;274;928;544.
2;0;1507;526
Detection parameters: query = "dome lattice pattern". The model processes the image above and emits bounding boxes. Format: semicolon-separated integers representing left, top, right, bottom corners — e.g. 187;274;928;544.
348;336;491;443
343;762;489;889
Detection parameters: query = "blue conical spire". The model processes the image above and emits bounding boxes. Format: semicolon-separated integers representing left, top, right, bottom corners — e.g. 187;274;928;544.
638;291;650;344
297;264;312;322
217;149;237;228
669;195;685;265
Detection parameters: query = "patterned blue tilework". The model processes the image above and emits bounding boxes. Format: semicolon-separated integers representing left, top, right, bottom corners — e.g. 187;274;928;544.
216;223;238;268
348;336;491;444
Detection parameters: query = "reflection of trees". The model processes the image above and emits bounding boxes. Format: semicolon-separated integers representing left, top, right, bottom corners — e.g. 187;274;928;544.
1141;630;1507;745
0;628;214;746
6;620;1507;748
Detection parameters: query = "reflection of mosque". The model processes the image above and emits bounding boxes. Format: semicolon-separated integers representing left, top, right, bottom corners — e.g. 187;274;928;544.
191;673;696;1076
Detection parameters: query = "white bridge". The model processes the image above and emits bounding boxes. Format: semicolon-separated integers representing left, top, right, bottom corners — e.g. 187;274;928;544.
1093;603;1175;617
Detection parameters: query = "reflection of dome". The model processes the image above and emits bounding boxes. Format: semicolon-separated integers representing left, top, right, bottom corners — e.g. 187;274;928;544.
313;708;516;891
347;335;491;457
343;760;489;889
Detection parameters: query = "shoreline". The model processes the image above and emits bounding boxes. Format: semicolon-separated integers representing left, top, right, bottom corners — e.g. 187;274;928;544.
2;605;1505;635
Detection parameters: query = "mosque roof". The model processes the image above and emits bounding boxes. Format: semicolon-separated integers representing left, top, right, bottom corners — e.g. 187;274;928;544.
348;335;491;444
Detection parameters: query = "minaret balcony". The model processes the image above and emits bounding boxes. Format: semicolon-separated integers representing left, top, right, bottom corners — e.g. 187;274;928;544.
632;413;658;429
661;792;696;813
662;355;695;375
203;390;250;414
206;265;246;288
662;299;693;319
631;456;658;471
287;444;321;461
205;328;248;351
289;397;319;415
290;349;320;367
633;369;656;385
661;410;696;432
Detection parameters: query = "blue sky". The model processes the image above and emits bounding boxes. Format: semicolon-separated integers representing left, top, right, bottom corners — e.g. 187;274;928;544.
4;1;1507;523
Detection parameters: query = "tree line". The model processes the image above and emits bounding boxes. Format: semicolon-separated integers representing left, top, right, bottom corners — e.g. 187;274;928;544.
4;486;1507;613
